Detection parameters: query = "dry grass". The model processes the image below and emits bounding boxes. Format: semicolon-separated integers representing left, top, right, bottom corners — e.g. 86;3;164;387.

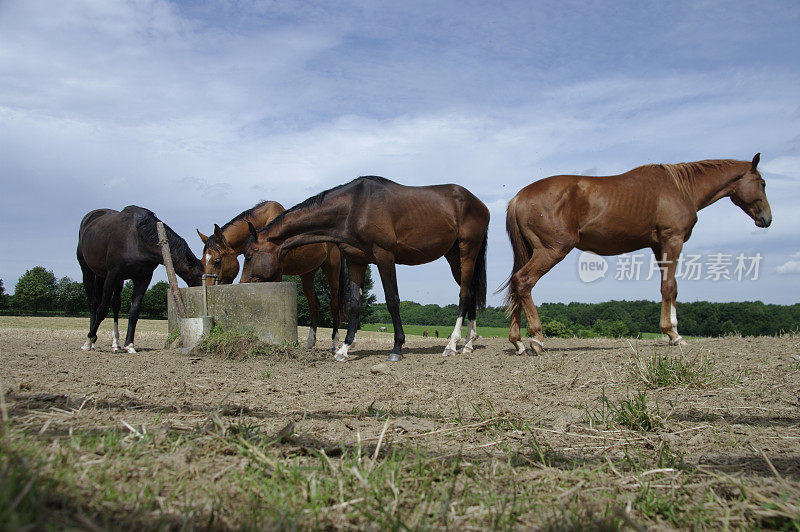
1;320;799;529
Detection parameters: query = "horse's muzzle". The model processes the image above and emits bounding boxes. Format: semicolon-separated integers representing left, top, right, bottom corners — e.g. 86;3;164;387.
755;214;772;228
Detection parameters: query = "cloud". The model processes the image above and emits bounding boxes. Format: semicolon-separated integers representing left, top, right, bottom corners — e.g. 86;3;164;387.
776;252;800;275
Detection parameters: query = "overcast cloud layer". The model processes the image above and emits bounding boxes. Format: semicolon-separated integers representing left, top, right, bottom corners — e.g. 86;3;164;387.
1;0;798;306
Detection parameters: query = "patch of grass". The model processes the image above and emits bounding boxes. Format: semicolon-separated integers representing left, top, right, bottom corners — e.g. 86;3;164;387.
196;325;295;360
630;343;718;388
587;388;664;432
164;328;181;347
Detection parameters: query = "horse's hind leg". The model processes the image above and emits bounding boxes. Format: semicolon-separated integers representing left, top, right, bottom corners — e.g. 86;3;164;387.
123;273;152;353
300;271;319;349
87;273;119;350
509;246;569;355
442;246;465;356
443;241;481;356
110;280;123;352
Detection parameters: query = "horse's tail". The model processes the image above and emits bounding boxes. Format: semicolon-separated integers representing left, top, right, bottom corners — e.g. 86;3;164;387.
500;195;531;317
469;230;489;311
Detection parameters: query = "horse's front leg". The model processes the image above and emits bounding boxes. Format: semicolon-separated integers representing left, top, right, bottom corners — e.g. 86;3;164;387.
655;240;687;346
299;272;319;349
376;260;404;362
335;261;366;362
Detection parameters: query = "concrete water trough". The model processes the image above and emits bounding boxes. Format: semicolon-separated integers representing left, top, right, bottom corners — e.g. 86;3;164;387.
167;282;298;345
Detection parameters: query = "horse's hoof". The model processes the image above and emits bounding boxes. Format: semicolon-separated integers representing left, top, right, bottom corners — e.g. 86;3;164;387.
112;346;122;353
669;337;688;346
461;345;474;354
387;353;402;362
124;345;137;354
305;340;315;349
442;347;454;357
334;353;349;362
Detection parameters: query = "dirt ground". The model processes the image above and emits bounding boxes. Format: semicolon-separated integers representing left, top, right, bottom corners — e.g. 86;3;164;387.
2;316;799;528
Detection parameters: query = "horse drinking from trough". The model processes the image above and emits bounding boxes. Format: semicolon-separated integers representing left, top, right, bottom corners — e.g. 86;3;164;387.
241;176;490;362
77;205;203;353
504;154;771;355
197;200;345;351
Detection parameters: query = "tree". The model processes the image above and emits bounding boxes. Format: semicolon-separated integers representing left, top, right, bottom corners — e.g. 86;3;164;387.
141;281;169;318
13;266;57;312
54;276;88;315
0;278;7;309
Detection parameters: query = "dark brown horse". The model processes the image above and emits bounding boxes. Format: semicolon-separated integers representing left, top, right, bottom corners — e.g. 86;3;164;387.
242;176;490;362
77;206;203;353
504;154;771;355
197;200;345;351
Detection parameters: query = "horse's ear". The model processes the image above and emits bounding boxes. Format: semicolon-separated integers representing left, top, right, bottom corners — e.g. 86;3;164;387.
213;224;225;241
752;153;761;171
247;221;259;241
197;229;208;244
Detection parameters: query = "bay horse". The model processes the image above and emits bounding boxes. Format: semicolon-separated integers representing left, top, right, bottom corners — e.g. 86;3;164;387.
197;200;345;351
241;176;490;362
504;154;771;355
77;206;203;353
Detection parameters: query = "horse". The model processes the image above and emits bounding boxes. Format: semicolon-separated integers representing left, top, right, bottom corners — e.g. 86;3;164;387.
77;205;203;353
197;200;345;351
504;154;771;355
242;176;490;362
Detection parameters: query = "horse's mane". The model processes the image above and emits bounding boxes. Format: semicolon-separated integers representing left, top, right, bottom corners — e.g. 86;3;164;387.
645;160;740;198
129;206;196;261
263;176;393;234
204;200;271;253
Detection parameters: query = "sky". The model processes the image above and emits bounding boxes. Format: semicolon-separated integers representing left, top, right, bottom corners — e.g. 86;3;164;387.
1;0;799;307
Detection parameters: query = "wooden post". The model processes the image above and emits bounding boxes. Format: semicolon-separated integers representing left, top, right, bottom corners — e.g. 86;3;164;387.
156;221;185;319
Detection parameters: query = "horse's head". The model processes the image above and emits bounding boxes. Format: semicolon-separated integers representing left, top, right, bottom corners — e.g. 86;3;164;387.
240;222;283;283
730;153;772;228
197;224;240;285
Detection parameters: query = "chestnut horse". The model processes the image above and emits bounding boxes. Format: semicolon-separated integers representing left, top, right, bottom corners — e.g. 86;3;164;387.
197;200;345;351
504;154;771;355
242;176;489;362
77;206;203;353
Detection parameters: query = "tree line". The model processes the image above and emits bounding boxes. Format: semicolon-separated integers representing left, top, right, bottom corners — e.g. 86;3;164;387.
3;266;798;337
368;299;800;337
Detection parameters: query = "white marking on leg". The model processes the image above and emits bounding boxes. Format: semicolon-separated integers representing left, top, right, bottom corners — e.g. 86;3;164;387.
112;323;121;352
443;316;463;355
124;343;137;354
335;342;351;361
306;327;317;349
515;341;527;355
331;331;340;352
670;303;678;330
81;338;95;351
462;319;478;353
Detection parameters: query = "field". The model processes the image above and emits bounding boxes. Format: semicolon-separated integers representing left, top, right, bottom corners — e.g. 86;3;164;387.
1;315;799;530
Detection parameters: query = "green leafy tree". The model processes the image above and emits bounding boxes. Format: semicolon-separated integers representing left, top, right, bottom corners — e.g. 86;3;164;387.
13;266;57;312
54;277;88;315
141;281;169;318
0;278;7;309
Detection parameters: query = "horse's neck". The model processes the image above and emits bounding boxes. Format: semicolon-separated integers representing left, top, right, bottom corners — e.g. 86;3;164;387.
224;203;284;252
692;162;748;211
170;245;201;284
268;204;345;252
